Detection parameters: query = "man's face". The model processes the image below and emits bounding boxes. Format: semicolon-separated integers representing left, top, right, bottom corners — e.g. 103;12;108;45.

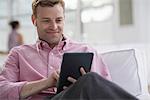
33;4;64;46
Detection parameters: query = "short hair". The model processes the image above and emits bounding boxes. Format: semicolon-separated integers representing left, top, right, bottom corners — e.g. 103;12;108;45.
9;20;20;29
32;0;65;17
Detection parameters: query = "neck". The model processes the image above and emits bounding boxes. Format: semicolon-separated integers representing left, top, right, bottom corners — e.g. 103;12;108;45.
48;43;57;49
39;36;63;49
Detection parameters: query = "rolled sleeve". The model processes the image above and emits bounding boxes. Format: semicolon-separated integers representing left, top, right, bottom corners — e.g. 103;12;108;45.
0;77;27;100
0;47;27;99
91;52;112;81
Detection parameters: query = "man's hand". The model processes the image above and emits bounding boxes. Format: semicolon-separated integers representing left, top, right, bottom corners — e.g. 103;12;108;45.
80;67;86;75
62;67;87;90
47;70;60;87
20;70;60;99
67;67;86;83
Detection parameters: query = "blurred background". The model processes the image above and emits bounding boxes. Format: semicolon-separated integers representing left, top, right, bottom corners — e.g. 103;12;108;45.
0;0;150;88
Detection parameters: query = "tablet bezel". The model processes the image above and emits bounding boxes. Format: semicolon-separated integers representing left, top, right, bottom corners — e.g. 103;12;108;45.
56;52;94;93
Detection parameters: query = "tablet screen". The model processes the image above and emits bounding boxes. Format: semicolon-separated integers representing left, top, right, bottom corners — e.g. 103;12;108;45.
56;52;94;93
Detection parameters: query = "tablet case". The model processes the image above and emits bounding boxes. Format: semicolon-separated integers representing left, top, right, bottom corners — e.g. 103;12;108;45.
56;52;94;93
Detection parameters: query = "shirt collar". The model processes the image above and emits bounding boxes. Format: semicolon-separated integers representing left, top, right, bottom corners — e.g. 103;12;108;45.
36;35;68;52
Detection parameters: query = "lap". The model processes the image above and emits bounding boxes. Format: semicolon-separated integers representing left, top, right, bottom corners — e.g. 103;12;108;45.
48;72;138;100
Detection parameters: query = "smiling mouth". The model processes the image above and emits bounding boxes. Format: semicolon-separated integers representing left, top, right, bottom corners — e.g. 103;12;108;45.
46;32;58;34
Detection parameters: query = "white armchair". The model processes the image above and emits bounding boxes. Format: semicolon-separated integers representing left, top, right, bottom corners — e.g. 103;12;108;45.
101;49;150;100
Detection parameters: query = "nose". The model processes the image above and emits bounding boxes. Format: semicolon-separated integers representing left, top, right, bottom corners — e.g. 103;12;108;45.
50;21;57;30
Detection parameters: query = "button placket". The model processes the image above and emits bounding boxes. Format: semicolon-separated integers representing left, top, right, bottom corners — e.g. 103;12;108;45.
47;52;54;76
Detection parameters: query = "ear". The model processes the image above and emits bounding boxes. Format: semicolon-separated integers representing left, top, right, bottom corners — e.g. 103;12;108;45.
31;15;37;26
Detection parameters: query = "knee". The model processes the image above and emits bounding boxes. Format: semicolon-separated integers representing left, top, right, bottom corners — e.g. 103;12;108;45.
82;72;100;79
86;72;99;77
80;72;107;82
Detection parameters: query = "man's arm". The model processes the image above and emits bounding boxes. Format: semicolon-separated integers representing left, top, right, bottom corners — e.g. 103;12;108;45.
90;51;112;80
20;71;59;99
0;48;59;99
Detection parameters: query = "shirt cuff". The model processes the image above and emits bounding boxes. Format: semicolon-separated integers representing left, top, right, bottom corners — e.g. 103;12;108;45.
8;81;27;100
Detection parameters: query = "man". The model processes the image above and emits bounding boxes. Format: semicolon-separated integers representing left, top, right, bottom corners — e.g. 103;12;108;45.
0;0;137;100
0;0;110;99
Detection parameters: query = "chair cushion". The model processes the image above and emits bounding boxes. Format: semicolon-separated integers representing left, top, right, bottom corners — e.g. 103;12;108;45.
102;49;141;96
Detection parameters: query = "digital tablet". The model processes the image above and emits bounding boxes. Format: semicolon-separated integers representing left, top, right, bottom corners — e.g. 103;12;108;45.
56;52;94;94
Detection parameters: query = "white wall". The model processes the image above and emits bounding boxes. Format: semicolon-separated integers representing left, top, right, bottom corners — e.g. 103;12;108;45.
80;0;150;45
146;0;150;84
84;21;114;44
0;29;9;51
112;0;148;44
87;0;150;45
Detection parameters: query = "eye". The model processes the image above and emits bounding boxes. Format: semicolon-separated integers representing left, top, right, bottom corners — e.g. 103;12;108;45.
56;18;63;23
42;20;50;23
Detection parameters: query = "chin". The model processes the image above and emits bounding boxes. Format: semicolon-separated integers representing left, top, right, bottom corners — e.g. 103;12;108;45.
49;38;60;44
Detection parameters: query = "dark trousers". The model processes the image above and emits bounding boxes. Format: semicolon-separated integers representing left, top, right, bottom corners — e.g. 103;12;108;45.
46;72;138;100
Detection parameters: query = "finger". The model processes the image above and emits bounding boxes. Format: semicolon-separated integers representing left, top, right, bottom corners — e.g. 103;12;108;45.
80;67;86;75
56;70;60;74
63;86;68;90
54;71;59;80
67;77;77;83
55;73;59;80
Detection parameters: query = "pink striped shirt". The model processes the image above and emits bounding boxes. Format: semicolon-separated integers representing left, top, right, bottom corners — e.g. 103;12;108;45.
0;38;111;100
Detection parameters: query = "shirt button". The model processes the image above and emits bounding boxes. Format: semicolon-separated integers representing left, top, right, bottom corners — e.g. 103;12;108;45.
51;53;54;56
